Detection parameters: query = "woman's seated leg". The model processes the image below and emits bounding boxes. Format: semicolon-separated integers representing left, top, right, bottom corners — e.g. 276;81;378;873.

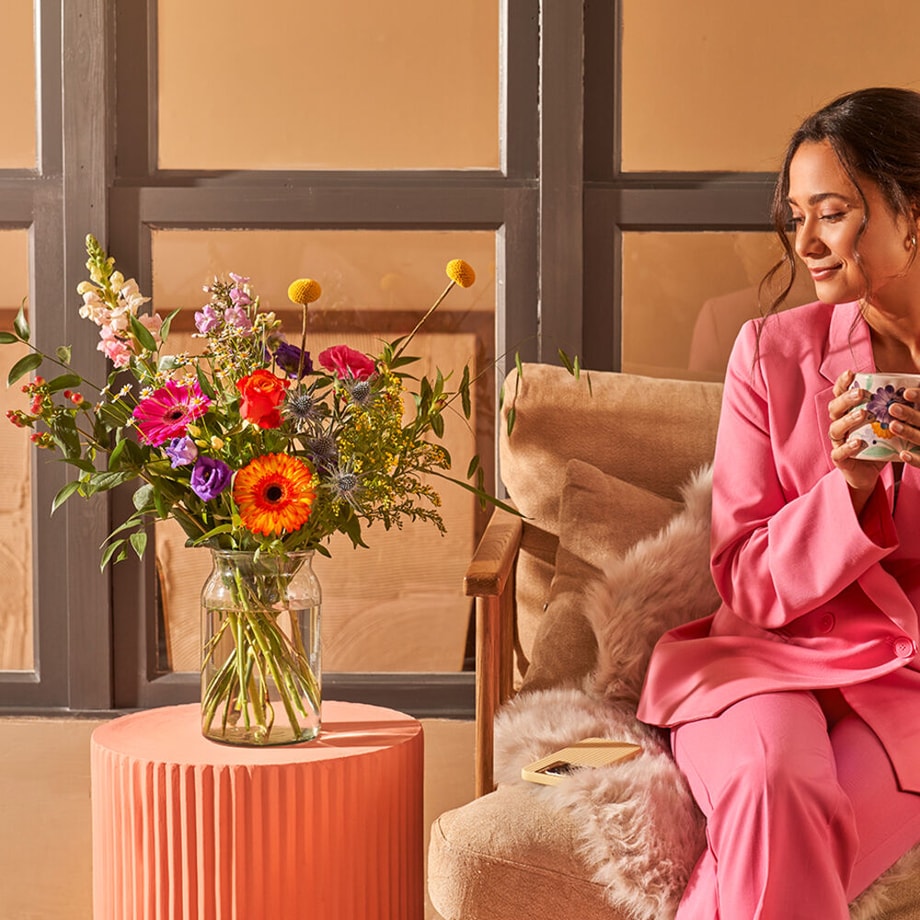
671;691;857;920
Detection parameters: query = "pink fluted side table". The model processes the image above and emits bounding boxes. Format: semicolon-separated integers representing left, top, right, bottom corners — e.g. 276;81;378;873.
91;700;423;920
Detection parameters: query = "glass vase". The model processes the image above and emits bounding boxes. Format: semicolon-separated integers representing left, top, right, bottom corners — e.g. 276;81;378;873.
200;549;322;745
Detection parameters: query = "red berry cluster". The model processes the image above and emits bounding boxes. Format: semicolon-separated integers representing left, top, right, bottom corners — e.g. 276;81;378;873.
5;375;86;450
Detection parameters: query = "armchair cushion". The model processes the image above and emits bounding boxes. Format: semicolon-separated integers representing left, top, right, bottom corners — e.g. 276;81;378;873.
499;366;722;677
521;459;682;693
585;463;718;706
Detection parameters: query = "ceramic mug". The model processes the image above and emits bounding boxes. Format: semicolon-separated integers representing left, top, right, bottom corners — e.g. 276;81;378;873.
848;373;920;460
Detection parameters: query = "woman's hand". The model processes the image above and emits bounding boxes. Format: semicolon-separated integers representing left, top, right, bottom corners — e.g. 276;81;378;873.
887;385;920;463
828;370;886;510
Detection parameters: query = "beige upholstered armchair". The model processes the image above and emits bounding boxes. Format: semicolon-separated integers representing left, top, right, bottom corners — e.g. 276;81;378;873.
428;363;920;920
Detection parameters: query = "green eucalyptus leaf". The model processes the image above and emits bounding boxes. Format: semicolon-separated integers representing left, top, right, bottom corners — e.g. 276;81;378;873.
186;523;234;546
460;366;471;419
84;470;135;494
129;312;157;352
108;437;128;468
387;355;421;370
50;416;81;458
196;366;217;400
129;531;148;560
7;352;42;386
158;354;185;375
60;457;96;474
158;308;180;344
0;331;18;345
46;373;83;393
98;400;133;428
107;512;146;539
466;455;480;479
132;483;156;512
13;304;29;342
153;488;172;519
56;345;72;365
428;469;521;518
122;439;146;466
51;480;82;513
100;538;126;570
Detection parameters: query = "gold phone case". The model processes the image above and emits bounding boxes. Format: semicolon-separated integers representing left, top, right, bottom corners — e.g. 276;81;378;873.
521;738;642;785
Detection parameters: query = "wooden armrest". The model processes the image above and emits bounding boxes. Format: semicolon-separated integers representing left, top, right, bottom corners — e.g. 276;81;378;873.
465;507;523;797
464;505;522;598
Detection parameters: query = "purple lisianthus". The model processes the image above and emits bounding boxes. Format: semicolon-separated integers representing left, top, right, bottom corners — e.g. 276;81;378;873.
165;435;198;468
274;341;312;378
190;456;232;501
194;304;221;334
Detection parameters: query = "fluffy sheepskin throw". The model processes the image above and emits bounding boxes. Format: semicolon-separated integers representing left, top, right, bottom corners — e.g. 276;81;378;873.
492;463;920;920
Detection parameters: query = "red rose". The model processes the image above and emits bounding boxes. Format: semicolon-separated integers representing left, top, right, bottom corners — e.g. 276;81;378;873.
318;345;376;381
236;369;289;429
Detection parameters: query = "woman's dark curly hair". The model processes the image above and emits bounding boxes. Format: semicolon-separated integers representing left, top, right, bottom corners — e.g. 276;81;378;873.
762;87;920;315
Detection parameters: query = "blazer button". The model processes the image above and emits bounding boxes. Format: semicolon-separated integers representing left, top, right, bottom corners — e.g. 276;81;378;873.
817;613;835;634
893;638;916;659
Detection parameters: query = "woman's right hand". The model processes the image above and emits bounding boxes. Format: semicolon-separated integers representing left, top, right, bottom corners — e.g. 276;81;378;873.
828;370;886;511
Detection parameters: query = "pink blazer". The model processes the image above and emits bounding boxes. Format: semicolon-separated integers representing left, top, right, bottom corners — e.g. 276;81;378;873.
637;300;920;792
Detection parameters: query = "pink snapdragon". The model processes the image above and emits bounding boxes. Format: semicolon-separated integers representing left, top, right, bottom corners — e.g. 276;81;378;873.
97;326;133;368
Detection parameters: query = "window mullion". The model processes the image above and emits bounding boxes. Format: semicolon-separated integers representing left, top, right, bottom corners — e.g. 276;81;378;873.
59;0;114;710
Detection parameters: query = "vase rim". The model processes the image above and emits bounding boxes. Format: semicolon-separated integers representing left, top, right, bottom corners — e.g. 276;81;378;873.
206;548;316;560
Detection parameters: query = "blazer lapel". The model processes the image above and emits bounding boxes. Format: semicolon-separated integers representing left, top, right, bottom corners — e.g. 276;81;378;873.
815;301;876;471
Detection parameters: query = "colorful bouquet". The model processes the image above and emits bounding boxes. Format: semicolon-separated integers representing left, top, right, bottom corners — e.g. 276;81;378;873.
3;234;493;564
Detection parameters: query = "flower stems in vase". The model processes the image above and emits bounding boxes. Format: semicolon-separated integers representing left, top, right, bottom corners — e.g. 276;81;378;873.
200;550;321;745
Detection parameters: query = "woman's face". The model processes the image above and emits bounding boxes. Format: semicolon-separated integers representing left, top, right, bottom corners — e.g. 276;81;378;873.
787;139;919;307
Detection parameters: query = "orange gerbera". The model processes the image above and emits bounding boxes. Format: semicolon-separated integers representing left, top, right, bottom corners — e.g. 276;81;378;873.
233;453;316;536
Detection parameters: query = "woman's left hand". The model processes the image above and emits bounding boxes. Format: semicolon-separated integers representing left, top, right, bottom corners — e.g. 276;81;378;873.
888;387;920;463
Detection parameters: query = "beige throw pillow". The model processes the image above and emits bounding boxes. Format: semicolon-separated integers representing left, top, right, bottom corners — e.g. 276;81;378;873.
521;459;682;693
586;463;718;705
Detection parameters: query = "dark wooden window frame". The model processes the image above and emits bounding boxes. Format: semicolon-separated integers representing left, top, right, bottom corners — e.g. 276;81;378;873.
1;0;779;718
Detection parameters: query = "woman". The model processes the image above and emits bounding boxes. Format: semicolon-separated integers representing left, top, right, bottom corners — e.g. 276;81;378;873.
638;87;920;918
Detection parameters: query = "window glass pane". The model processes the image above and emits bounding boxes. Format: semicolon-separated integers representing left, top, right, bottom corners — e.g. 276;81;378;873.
0;0;36;168
0;230;33;670
621;0;920;172
622;231;814;380
157;0;500;170
150;228;495;673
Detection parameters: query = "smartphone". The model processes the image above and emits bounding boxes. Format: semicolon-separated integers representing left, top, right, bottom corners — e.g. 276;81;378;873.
521;738;642;786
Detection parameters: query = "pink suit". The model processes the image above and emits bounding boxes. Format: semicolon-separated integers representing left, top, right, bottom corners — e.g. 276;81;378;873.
638;300;920;917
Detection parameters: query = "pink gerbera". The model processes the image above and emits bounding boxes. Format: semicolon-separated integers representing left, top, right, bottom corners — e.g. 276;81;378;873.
133;380;211;446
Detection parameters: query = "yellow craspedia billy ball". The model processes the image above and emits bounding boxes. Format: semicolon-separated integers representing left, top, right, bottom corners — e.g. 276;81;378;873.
446;259;476;288
288;278;322;305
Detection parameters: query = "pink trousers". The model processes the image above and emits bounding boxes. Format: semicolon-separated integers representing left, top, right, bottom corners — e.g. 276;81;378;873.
671;691;920;919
